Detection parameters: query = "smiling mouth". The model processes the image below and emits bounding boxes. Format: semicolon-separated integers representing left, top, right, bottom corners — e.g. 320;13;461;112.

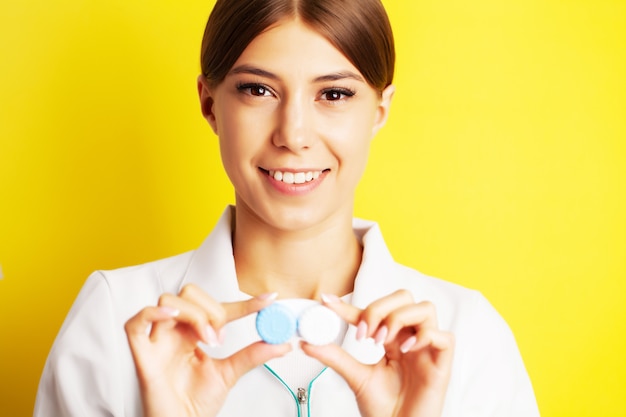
259;168;330;184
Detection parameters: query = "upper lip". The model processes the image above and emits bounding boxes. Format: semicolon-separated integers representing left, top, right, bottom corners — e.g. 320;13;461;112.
259;167;329;173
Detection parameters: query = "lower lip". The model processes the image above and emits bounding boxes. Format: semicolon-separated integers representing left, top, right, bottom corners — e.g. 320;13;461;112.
263;170;328;196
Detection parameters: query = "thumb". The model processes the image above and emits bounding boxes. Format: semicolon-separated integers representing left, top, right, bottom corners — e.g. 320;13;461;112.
301;342;371;394
220;341;292;386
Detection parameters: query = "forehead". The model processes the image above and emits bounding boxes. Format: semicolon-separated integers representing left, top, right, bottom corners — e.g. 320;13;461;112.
230;18;362;79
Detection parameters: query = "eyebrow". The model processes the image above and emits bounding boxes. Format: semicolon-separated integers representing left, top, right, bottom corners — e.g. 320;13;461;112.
230;65;279;80
313;71;365;83
229;65;365;83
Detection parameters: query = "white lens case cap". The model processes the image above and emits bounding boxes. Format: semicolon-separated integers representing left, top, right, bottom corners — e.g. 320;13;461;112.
298;304;342;346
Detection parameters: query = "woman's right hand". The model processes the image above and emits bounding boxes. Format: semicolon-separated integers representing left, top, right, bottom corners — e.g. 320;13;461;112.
124;284;291;417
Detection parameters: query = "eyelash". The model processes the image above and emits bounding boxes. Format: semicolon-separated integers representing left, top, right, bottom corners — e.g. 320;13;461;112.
236;82;274;97
320;87;356;102
235;83;356;102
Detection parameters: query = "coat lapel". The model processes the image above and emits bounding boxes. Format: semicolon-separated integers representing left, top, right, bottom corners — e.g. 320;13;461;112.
180;206;246;302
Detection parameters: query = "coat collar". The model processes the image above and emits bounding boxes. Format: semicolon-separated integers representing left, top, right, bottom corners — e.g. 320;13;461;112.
180;206;243;301
181;206;397;363
343;217;397;363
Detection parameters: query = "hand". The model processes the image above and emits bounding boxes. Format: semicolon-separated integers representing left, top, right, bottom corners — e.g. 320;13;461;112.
302;290;454;417
124;284;291;417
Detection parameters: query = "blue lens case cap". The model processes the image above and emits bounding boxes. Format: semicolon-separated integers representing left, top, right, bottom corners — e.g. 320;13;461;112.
255;303;297;344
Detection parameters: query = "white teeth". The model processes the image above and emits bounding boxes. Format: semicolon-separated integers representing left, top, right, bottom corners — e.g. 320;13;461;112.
294;172;306;184
283;172;295;184
268;170;323;184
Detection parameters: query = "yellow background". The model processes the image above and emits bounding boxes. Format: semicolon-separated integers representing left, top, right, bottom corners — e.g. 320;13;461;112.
1;0;624;415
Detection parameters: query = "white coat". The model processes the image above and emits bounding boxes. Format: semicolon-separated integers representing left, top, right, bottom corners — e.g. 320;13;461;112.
34;206;540;416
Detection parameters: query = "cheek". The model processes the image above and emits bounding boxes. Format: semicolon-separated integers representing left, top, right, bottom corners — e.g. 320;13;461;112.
217;108;271;160
217;110;279;192
217;115;253;182
324;127;373;187
327;107;376;155
330;106;378;183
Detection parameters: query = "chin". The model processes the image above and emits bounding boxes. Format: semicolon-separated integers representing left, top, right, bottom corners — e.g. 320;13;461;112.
235;191;352;233
262;206;328;232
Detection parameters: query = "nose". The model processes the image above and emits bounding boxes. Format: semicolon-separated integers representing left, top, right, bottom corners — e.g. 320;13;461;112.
272;93;314;152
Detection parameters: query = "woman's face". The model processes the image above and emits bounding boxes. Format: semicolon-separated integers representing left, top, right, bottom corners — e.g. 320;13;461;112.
199;18;394;232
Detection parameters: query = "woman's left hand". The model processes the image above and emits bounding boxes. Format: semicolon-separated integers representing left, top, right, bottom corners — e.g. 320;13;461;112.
302;290;454;417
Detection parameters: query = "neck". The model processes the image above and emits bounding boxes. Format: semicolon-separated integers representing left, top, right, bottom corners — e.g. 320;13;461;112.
232;206;361;300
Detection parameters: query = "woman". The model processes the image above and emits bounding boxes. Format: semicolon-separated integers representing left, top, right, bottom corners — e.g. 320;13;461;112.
34;0;539;416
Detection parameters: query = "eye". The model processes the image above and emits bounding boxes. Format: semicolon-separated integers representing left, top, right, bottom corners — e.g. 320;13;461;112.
237;83;273;97
320;88;355;102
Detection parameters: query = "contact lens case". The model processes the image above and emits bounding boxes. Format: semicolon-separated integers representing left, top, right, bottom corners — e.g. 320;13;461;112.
255;303;298;344
256;299;342;346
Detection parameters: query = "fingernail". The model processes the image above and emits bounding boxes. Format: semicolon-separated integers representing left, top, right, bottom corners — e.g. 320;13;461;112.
159;306;180;317
257;292;279;301
206;325;220;347
217;327;226;344
356;321;368;341
321;293;340;304
400;335;417;354
374;325;388;346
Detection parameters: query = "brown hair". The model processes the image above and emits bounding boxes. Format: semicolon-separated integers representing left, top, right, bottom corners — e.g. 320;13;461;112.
200;0;395;92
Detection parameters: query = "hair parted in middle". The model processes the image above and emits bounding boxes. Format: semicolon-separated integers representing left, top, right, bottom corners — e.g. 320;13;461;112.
200;0;395;92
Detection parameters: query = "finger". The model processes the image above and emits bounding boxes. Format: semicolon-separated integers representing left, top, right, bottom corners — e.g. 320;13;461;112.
301;342;371;396
179;284;278;327
178;284;227;328
410;328;455;356
125;306;180;340
383;301;439;343
360;290;414;338
219;341;292;387
321;294;362;324
157;293;216;344
177;285;279;347
222;292;279;323
324;290;415;341
124;306;180;361
393;328;455;373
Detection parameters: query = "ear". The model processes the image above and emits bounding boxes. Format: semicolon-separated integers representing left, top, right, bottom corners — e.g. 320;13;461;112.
197;74;219;135
371;84;395;137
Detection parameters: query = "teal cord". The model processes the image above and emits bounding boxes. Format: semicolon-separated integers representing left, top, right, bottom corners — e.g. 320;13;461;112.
263;364;329;417
307;367;329;416
263;364;300;417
